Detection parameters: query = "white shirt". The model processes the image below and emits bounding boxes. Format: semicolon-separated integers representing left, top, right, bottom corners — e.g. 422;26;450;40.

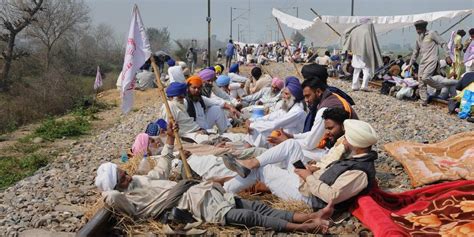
250;102;306;135
185;96;224;130
316;55;331;66
168;66;185;83
161;100;200;135
293;107;328;151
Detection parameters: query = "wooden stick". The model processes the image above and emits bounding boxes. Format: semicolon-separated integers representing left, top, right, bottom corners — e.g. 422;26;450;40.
274;17;303;79
149;56;193;180
310;8;341;37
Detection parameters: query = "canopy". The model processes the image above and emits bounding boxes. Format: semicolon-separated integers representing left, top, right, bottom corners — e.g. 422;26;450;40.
272;8;473;47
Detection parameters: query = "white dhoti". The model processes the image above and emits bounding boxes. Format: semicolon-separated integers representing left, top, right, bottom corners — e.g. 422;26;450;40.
197;106;229;134
352;55;371;90
223;139;326;199
223;162;312;205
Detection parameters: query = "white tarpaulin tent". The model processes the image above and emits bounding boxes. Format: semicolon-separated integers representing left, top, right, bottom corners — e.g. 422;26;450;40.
272;8;473;47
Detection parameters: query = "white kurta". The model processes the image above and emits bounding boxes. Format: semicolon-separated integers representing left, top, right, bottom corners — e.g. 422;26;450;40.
245;102;306;148
168;66;186;83
185;97;229;134
102;148;235;224
161;100;201;135
352;55;371;90
292;107;329;160
228;73;248;83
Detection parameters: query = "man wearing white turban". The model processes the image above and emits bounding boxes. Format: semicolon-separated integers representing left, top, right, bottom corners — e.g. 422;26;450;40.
221;119;378;213
95;162;118;192
93;127;334;233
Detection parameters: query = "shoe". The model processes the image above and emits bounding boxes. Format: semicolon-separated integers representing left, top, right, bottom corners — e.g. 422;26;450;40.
169;207;196;224
351;88;360;91
467;117;474;123
361;88;371;92
222;154;251;178
421;101;428;107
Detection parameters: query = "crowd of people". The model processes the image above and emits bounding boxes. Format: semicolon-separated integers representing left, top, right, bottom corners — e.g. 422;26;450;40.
101;19;473;234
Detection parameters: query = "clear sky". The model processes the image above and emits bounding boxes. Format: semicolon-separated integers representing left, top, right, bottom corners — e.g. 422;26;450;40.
85;0;473;45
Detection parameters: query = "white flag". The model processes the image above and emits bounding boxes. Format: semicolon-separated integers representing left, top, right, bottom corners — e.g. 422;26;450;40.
120;5;152;113
94;66;103;90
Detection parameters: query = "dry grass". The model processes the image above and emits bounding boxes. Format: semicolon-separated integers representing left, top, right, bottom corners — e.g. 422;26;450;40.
84;152;313;236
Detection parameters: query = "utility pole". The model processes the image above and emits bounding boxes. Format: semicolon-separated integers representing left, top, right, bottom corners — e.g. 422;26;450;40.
207;0;211;66
230;7;232;39
351;0;354;16
293;6;299;17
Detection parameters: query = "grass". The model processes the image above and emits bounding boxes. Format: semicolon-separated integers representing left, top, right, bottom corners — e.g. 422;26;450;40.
33;116;91;141
0;153;50;189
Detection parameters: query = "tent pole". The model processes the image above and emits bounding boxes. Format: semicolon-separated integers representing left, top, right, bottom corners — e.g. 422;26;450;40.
274;17;303;78
310;8;341;37
440;12;472;36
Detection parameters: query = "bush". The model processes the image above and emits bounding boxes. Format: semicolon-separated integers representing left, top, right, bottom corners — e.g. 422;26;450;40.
0;154;50;189
34;117;90;140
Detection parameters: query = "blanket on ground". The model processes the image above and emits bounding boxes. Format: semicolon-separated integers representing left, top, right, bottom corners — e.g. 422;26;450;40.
384;131;474;187
352;180;474;237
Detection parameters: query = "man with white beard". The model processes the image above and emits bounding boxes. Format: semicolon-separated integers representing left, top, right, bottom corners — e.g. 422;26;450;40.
243;77;306;148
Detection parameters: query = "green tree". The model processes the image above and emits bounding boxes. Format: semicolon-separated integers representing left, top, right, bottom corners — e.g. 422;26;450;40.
147;27;171;51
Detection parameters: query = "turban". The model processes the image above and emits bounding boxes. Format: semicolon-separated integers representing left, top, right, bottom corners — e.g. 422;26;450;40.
132;133;149;155
301;63;328;82
156;118;167;131
414;20;428;29
343;119;378;148
251;66;262;79
217;64;225;72
95;162;118;192
145;122;159;136
166;82;187;97
187;75;203;87
214;65;222;74
271;77;284;90
229;63;239;73
285;76;304;101
216;75;231;87
178;61;187;68
198;69;216;81
207;66;216;71
167;59;176;67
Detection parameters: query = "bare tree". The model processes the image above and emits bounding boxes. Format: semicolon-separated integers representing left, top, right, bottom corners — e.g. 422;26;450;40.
0;0;44;90
28;0;89;70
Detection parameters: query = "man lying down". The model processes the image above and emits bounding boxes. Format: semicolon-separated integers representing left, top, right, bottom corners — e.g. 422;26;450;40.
94;124;334;233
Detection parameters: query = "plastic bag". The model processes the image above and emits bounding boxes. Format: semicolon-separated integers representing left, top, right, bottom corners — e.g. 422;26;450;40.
458;90;474;119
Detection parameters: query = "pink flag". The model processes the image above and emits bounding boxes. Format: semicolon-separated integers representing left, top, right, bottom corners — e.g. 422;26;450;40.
94;66;103;90
120;5;152;113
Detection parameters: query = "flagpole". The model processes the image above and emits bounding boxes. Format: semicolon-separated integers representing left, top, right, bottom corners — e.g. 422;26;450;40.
274;17;303;79
150;56;193;179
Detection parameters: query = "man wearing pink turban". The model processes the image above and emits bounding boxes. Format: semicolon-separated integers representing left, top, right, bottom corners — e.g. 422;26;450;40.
131;133;163;156
240;77;284;114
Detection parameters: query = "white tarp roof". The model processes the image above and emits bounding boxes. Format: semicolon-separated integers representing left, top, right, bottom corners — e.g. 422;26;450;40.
272;8;473;47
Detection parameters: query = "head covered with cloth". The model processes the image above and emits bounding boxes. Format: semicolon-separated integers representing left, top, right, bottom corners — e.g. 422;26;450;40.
343;119;378;149
284;76;304;102
166;82;187;97
198;68;216;82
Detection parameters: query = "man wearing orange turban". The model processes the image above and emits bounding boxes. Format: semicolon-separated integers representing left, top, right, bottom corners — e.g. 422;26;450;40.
184;75;240;134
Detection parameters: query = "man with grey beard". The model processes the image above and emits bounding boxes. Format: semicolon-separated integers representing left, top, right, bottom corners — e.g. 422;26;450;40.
243;77;306;148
